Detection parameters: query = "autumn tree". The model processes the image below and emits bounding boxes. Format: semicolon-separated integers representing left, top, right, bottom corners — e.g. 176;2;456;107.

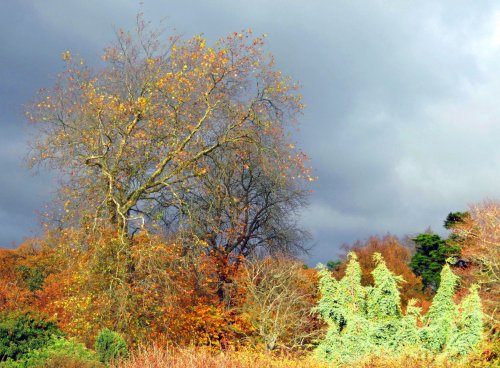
451;201;500;332
0;248;33;311
27;17;309;248
174;142;310;302
24;15;314;350
0;240;62;312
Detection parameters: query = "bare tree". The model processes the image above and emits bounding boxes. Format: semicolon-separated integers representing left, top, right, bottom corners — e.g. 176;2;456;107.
238;257;322;352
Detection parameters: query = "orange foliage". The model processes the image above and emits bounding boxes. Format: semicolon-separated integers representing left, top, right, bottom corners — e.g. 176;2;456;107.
0;247;32;310
0;229;255;349
0;238;62;312
129;235;252;350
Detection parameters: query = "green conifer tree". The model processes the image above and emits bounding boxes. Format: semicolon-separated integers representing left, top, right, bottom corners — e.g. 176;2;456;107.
410;233;459;290
315;253;370;361
367;253;404;350
314;255;484;363
394;299;422;347
447;285;483;356
421;264;459;352
339;252;367;316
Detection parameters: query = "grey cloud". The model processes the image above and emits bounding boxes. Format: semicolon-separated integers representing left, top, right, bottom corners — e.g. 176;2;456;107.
1;1;499;265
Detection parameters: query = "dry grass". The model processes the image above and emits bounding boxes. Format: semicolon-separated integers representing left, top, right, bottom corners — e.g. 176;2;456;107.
114;345;498;368
115;345;326;368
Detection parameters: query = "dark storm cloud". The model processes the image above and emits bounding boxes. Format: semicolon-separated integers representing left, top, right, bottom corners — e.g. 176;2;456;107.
1;1;500;265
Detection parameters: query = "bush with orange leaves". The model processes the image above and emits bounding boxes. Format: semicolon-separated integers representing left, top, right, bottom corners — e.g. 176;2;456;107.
131;238;253;350
36;230;230;347
0;246;34;311
0;228;256;350
0;235;67;313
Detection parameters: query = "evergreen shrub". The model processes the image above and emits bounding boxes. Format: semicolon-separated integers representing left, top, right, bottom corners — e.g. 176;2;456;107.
1;336;102;367
95;328;128;364
0;311;61;362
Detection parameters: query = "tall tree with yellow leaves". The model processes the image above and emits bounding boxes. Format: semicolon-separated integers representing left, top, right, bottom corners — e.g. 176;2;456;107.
27;16;309;247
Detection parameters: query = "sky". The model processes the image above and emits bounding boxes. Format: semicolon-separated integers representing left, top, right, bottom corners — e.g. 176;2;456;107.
1;1;500;265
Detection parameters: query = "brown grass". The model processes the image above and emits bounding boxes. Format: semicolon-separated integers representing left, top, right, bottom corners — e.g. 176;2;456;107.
115;345;326;368
114;345;498;368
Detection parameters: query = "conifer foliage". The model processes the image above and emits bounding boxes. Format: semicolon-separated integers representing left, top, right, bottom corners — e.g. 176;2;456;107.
315;253;484;363
95;328;128;364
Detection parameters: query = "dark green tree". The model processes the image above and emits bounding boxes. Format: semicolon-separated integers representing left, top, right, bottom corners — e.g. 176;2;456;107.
17;265;45;292
410;234;459;290
95;328;128;364
0;311;62;362
326;260;342;272
443;212;469;230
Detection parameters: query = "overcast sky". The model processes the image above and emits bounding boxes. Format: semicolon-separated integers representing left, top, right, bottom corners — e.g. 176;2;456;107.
1;1;500;265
